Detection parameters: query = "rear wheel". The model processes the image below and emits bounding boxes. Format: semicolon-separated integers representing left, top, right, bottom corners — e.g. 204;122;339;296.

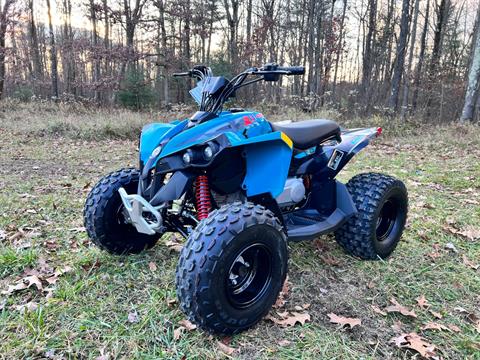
335;173;408;260
176;202;288;335
84;168;161;255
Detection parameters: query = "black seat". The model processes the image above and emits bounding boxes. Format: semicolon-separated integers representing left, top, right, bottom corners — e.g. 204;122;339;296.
271;119;341;150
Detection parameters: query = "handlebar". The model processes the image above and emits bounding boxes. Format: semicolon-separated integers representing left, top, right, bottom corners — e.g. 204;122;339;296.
172;71;191;77
276;66;305;75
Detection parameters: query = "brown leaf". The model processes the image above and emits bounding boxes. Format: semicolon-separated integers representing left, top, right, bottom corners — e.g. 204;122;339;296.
274;276;289;308
385;298;417;318
173;326;185;340
148;261;157;272
266;311;310;327
429;310;443;319
178;319;197;331
217;341;236;355
466;313;480;333
165;235;183;252
14;301;39;313
416;295;430;309
448;324;461;333
2;275;43;295
320;255;341;266
328;313;362;329
390;332;437;358
371;305;387;316
421;322;450;332
443;224;480;241
462;255;479;270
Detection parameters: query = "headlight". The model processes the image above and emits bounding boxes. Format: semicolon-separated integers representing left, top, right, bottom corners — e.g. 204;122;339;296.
182;150;192;164
151;145;162;158
203;145;213;160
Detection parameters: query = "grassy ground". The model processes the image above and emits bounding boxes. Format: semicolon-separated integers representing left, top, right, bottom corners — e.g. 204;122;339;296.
0;103;479;359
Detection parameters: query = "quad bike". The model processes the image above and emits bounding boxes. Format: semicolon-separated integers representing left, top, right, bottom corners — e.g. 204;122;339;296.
84;64;408;335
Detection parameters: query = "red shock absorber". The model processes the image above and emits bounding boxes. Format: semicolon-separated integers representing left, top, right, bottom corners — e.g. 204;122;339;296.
195;175;212;220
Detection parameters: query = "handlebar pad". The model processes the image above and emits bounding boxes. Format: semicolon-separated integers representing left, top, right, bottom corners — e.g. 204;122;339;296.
172;71;191;77
277;66;305;75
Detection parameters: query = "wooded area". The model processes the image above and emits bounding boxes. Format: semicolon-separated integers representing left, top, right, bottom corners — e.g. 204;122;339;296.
0;0;480;122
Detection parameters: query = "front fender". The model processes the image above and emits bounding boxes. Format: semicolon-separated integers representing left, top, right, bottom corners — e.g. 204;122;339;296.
228;131;293;198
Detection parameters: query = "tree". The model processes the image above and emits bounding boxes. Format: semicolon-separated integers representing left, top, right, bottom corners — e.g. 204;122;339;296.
0;0;15;99
46;0;59;100
460;4;480;122
387;0;410;111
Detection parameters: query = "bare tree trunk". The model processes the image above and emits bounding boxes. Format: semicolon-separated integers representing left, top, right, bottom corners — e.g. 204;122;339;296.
387;0;410;111
27;0;43;85
90;0;101;101
46;0;59;100
0;0;14;99
460;4;480;121
361;0;377;102
332;0;348;99
412;0;430;111
223;0;239;68
401;0;420;119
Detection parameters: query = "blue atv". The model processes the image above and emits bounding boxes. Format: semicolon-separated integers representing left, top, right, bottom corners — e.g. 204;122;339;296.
84;64;408;335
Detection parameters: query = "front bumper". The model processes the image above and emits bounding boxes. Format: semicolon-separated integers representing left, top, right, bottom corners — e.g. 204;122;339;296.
118;187;163;235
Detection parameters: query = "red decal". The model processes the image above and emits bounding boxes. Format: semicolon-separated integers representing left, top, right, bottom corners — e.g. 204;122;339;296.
243;116;254;126
255;113;264;118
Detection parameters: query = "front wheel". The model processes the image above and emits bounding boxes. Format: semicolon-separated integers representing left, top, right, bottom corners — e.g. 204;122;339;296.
84;168;161;255
176;202;288;335
335;173;408;260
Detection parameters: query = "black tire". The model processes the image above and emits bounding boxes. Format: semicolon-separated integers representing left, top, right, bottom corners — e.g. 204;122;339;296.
335;173;408;260
84;168;161;255
176;201;288;335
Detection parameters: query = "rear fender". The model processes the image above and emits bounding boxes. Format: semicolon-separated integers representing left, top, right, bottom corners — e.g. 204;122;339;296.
228;131;293;198
297;127;380;180
331;127;380;174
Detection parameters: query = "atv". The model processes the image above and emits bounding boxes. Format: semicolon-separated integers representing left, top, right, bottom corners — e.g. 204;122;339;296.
84;64;408;335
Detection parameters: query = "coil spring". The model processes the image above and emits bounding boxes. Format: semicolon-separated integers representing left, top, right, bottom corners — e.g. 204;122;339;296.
195;175;211;220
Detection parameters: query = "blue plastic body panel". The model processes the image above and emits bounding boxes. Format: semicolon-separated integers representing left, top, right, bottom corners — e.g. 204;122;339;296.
139;111;292;197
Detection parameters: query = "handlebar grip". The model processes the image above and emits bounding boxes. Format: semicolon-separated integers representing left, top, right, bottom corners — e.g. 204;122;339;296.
277;66;305;75
172;71;191;77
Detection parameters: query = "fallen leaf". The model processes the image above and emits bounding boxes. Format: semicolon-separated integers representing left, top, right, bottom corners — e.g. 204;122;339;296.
429;310;443;319
267;312;310;327
274;276;290;308
320;255;341;266
385;298;417;318
328;313;361;329
178;319;197;331
421;322;450;332
128;311;139;323
14;301;38;313
466;313;480;333
174;326;185;340
448;324;461;333
217;341;236;355
443;224;480;241
462;255;479;270
278;339;291;347
165;235;183;252
390;332;436;358
371;305;387;316
416;295;430;309
2;275;43;295
148;262;157;272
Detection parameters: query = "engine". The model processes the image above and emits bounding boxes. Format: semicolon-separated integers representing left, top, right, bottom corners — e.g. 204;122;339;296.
276;177;306;208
